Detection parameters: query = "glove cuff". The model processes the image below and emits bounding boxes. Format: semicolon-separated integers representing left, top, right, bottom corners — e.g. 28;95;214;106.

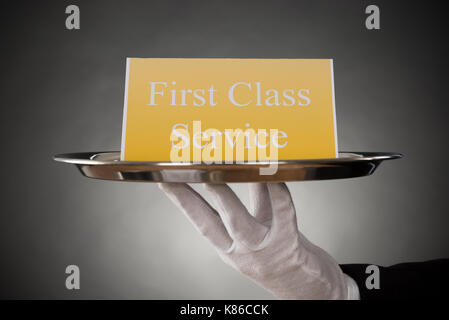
343;274;360;300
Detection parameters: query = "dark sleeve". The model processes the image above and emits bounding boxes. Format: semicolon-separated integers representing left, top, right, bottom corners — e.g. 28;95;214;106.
340;259;449;300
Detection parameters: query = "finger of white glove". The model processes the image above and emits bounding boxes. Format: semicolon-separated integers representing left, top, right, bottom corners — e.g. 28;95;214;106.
204;184;269;248
248;183;273;224
158;183;233;251
267;183;298;234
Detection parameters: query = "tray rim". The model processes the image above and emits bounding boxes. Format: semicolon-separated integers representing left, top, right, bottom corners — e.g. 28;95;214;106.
53;151;403;168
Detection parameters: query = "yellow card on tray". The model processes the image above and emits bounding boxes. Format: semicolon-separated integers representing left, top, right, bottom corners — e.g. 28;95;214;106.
121;58;338;162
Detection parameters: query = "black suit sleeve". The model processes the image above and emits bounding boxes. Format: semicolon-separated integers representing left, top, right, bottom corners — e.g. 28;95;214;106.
340;259;449;300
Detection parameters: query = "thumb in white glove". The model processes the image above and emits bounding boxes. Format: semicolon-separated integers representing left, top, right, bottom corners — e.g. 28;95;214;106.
158;182;359;300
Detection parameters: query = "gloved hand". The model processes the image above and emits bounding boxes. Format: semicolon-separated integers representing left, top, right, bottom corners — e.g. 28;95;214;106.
158;182;359;300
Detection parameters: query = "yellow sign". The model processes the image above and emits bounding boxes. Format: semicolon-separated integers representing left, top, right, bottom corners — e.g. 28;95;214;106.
121;58;338;162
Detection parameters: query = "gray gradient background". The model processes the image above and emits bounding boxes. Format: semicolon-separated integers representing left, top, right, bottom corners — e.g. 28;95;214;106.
0;0;448;299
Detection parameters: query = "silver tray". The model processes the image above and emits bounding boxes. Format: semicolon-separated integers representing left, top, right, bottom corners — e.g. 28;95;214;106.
53;151;402;183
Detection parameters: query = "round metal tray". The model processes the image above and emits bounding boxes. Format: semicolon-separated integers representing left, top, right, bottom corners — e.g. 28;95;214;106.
53;151;402;183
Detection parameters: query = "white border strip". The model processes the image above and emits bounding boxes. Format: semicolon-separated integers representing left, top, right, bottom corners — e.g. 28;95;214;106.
120;58;131;161
330;59;339;158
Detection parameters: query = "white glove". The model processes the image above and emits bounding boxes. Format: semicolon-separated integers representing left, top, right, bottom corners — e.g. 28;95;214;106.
158;182;359;300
